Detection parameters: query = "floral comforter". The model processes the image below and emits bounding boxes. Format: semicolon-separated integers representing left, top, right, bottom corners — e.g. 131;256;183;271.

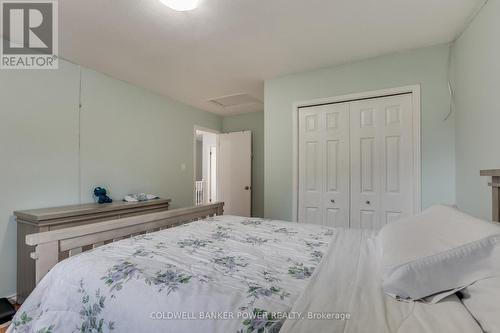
9;215;335;333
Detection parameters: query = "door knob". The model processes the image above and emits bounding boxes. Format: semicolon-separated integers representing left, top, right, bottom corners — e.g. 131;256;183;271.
244;186;250;190
366;200;371;205
330;199;335;203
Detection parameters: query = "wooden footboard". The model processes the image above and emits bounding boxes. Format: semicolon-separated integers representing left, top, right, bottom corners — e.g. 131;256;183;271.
25;202;224;285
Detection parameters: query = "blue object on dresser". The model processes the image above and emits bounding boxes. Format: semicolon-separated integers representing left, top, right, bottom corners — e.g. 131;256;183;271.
93;187;113;204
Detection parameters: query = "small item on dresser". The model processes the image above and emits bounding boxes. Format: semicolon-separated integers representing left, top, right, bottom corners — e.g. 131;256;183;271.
93;187;113;204
123;193;159;202
0;298;16;326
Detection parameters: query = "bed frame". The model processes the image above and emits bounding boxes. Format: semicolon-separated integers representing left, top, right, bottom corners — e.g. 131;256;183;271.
480;169;500;222
25;202;224;285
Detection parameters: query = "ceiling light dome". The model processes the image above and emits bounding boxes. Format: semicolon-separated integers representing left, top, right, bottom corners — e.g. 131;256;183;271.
160;0;200;11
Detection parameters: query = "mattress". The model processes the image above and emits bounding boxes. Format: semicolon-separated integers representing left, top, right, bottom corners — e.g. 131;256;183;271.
8;216;334;333
8;216;482;333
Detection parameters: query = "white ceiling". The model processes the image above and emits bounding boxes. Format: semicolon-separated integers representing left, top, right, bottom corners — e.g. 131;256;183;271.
58;0;482;115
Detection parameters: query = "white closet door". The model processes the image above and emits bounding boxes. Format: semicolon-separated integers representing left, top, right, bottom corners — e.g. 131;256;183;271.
298;103;350;227
350;94;414;229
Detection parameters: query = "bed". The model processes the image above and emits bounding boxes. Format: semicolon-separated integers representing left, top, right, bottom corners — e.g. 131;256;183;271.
8;187;500;333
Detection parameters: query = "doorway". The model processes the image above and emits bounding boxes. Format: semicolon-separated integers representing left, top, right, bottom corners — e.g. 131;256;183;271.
193;127;253;216
194;129;218;205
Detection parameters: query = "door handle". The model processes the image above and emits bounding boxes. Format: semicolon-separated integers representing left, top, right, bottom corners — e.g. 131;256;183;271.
244;186;250;190
366;200;371;205
330;199;335;204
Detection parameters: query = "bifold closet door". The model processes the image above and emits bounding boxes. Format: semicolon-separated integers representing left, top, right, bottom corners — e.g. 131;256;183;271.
349;94;414;229
298;103;350;227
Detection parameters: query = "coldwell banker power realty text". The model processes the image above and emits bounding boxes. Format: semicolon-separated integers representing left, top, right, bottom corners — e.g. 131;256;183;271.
1;0;58;69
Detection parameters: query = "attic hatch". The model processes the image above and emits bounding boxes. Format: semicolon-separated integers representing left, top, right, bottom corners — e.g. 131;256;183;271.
208;93;262;108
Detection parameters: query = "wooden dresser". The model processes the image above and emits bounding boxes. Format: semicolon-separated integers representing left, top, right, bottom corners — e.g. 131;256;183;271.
14;199;171;303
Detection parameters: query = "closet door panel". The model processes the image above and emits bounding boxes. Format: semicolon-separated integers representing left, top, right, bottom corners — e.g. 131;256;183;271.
299;110;323;224
350;94;414;229
380;97;414;220
350;103;380;229
322;104;349;228
299;103;349;227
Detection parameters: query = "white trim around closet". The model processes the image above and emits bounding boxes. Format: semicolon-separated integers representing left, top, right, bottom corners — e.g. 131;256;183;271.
291;85;421;222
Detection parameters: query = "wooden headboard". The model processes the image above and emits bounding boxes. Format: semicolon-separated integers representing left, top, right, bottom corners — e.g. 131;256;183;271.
26;202;224;285
480;169;500;222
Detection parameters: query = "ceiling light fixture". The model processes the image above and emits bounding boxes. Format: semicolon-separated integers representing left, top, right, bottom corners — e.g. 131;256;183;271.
160;0;200;11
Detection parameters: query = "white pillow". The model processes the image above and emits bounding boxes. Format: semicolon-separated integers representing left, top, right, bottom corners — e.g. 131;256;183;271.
378;205;500;302
461;277;500;333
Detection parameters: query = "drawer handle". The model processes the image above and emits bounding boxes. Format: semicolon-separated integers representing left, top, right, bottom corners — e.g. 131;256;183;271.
330;199;335;203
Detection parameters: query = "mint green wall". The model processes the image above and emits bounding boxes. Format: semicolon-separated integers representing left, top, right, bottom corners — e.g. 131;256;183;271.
0;59;221;297
222;112;264;217
79;68;221;206
451;0;500;221
0;61;81;299
264;45;455;220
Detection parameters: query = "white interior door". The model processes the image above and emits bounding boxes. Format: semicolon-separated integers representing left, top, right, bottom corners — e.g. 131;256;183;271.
298;103;350;227
209;146;217;202
218;131;252;216
350;94;414;229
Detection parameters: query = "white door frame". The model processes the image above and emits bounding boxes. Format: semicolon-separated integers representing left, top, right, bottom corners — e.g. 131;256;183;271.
292;85;421;222
193;125;220;205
